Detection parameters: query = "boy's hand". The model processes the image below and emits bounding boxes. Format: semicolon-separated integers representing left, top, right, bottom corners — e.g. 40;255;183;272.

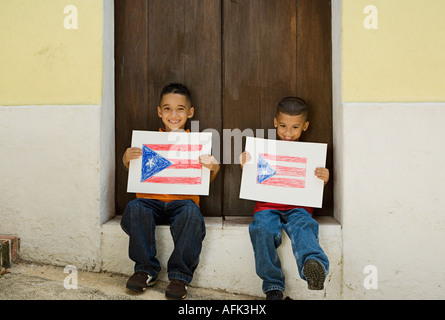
239;151;252;169
123;147;143;170
199;155;219;172
199;155;220;183
314;167;329;186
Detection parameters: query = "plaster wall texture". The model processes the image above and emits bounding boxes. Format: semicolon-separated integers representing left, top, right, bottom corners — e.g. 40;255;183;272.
340;103;445;299
0;106;102;269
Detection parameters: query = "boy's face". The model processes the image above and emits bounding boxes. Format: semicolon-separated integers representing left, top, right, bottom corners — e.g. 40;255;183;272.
157;93;194;132
274;112;309;141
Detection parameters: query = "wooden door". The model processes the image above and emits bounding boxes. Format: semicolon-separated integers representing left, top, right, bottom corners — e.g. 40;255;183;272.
115;0;222;217
115;0;332;217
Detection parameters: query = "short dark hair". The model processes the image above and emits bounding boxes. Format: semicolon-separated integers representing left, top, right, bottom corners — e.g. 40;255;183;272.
277;97;308;120
159;83;192;105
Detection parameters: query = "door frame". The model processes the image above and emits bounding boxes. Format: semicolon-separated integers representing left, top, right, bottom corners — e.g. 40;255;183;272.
105;0;344;222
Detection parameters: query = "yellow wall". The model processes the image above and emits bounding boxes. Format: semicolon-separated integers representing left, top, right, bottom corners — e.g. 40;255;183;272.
0;0;103;106
342;0;445;102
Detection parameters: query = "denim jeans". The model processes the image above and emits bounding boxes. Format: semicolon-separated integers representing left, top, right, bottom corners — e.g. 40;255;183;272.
120;198;206;284
249;208;329;293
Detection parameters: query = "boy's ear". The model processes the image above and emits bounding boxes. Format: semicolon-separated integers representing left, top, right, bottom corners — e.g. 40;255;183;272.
303;121;310;131
274;117;278;128
157;106;162;118
187;106;195;119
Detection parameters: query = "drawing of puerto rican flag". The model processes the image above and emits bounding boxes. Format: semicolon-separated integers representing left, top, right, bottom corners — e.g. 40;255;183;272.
141;143;203;185
257;153;307;188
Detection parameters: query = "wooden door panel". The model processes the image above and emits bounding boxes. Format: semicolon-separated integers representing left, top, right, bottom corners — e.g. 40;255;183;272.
223;0;300;216
115;0;332;217
222;0;262;216
115;0;222;216
115;0;150;215
296;0;333;216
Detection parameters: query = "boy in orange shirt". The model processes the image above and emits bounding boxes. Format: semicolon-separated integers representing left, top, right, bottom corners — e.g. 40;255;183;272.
121;83;219;299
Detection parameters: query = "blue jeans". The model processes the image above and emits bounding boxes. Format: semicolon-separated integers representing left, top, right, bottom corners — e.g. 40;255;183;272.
120;198;206;284
249;208;329;293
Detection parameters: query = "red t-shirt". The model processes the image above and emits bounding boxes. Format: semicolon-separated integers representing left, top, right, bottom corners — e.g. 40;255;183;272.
253;201;314;216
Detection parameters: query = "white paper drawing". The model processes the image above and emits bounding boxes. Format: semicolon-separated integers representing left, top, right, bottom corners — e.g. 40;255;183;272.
127;131;212;195
240;137;327;208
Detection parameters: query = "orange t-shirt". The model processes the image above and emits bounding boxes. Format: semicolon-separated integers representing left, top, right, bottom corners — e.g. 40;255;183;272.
137;193;200;206
136;128;200;206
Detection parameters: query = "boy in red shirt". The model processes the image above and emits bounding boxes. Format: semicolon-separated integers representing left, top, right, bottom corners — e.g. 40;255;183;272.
240;97;329;300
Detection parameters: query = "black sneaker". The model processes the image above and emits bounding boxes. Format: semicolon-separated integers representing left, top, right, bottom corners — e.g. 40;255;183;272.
265;290;283;300
303;259;326;290
165;279;188;300
126;271;156;292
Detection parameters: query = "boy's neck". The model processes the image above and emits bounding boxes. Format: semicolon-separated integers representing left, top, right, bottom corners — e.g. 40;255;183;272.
162;127;187;132
277;136;300;142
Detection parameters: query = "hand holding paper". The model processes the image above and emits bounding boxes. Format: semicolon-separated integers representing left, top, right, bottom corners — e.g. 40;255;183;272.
314;167;330;186
240;137;328;208
239;151;252;169
199;154;220;183
123;147;143;170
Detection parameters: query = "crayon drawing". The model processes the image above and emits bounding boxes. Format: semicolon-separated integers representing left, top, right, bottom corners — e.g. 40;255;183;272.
240;137;327;208
256;153;307;189
141;144;203;185
127;131;212;195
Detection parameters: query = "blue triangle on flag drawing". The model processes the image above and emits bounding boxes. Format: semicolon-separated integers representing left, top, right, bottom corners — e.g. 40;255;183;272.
257;154;277;184
141;145;174;182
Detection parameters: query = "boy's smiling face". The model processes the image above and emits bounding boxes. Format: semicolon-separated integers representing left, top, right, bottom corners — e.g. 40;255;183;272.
157;93;194;132
274;112;309;141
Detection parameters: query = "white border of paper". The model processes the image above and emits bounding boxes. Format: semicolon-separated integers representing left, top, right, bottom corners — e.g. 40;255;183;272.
127;131;212;195
239;137;327;208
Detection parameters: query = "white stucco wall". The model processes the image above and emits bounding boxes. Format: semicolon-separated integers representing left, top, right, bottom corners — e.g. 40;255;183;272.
99;0;115;225
340;103;445;299
0;0;115;271
337;0;445;299
0;106;103;269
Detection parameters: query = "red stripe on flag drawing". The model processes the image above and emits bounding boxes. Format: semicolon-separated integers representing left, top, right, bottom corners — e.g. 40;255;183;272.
144;144;203;152
169;159;202;170
143;177;202;185
261;177;306;188
261;153;307;164
274;165;306;178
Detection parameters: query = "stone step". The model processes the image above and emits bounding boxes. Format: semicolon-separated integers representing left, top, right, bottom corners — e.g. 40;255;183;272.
101;216;342;299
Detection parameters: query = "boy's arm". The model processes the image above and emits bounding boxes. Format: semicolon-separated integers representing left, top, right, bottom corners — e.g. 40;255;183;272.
239;151;252;170
315;167;330;186
199;155;220;183
123;147;143;170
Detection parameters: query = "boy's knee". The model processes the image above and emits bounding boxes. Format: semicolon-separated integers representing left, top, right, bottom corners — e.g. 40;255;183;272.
182;203;204;223
121;199;153;230
121;200;138;230
122;199;140;213
249;220;278;239
174;203;205;235
250;211;273;231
